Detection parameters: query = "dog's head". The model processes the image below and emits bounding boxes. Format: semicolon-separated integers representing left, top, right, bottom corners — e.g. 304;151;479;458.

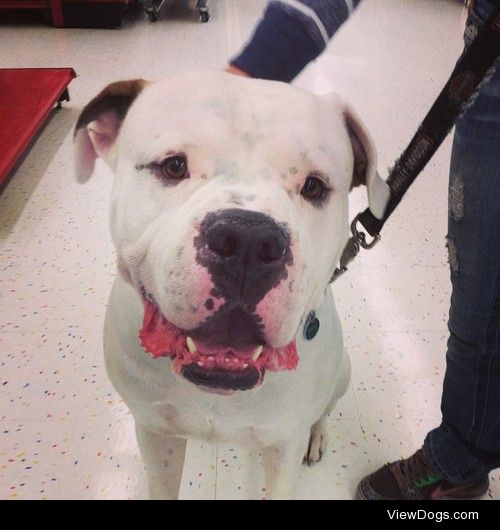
74;71;388;393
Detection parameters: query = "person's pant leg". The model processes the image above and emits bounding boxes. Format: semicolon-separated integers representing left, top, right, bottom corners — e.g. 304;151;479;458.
424;54;500;484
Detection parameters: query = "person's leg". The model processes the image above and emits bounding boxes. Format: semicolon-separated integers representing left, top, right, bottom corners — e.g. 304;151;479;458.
424;59;500;486
357;3;500;499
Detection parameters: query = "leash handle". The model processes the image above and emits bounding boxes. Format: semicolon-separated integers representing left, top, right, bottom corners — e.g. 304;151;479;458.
331;5;500;283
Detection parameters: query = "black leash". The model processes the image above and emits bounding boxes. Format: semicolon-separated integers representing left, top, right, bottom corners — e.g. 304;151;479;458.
331;4;500;283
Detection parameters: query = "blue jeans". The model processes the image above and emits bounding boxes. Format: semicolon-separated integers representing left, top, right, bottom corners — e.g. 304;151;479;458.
424;1;500;484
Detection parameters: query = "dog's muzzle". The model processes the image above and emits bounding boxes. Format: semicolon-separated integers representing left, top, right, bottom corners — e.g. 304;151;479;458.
195;208;293;309
138;209;299;394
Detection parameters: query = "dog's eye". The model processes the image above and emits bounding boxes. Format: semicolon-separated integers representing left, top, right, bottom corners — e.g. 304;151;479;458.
160;155;189;180
301;175;328;203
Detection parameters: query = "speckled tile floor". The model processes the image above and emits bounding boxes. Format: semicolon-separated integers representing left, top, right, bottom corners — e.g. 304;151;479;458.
1;0;499;500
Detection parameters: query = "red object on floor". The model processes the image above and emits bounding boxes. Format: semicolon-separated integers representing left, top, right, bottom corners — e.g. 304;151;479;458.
0;68;76;186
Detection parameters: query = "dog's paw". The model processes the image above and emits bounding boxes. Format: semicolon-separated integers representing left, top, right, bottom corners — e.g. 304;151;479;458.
303;418;329;466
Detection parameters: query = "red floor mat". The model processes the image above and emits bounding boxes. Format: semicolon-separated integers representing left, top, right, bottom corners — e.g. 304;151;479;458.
0;68;76;186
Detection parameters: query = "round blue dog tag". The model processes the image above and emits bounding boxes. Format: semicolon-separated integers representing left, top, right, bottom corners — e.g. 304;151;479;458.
303;311;320;340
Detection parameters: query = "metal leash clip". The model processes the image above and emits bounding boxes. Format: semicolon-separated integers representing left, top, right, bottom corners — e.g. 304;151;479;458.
330;214;381;283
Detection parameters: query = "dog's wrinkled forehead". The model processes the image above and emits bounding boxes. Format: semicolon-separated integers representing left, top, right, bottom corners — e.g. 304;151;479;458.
120;72;346;176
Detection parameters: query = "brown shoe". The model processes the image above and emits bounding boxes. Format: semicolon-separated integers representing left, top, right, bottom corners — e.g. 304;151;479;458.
356;448;489;500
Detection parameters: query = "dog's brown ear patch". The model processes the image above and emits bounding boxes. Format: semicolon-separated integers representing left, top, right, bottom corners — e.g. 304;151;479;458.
74;79;149;136
343;108;373;190
343;103;390;219
74;79;149;182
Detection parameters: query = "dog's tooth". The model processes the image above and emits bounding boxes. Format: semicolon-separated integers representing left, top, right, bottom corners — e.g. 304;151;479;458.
252;345;263;361
242;363;248;369
208;356;214;362
186;337;197;354
197;360;204;367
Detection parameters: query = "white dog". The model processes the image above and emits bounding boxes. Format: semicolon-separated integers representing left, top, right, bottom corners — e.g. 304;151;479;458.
74;71;389;500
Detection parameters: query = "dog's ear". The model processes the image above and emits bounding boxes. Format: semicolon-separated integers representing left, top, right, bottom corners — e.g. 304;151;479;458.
74;79;149;183
343;104;390;220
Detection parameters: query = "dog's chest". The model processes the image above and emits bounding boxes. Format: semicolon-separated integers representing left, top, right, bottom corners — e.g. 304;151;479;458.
128;369;298;444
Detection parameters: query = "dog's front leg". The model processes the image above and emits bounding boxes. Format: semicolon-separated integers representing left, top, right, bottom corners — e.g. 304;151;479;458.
262;437;309;500
135;422;187;500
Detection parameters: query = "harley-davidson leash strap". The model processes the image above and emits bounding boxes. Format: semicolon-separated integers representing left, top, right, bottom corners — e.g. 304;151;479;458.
331;4;500;282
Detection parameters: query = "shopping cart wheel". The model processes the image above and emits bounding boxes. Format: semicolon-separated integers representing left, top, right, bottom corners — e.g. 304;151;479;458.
146;9;157;22
200;11;209;23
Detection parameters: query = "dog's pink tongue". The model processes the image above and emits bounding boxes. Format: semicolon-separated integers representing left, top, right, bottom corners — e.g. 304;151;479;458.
139;300;185;358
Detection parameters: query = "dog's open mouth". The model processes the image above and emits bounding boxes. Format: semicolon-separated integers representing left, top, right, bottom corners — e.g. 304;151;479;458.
138;289;298;393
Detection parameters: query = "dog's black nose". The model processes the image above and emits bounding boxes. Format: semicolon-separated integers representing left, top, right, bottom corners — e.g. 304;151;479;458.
197;209;292;306
206;216;286;264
